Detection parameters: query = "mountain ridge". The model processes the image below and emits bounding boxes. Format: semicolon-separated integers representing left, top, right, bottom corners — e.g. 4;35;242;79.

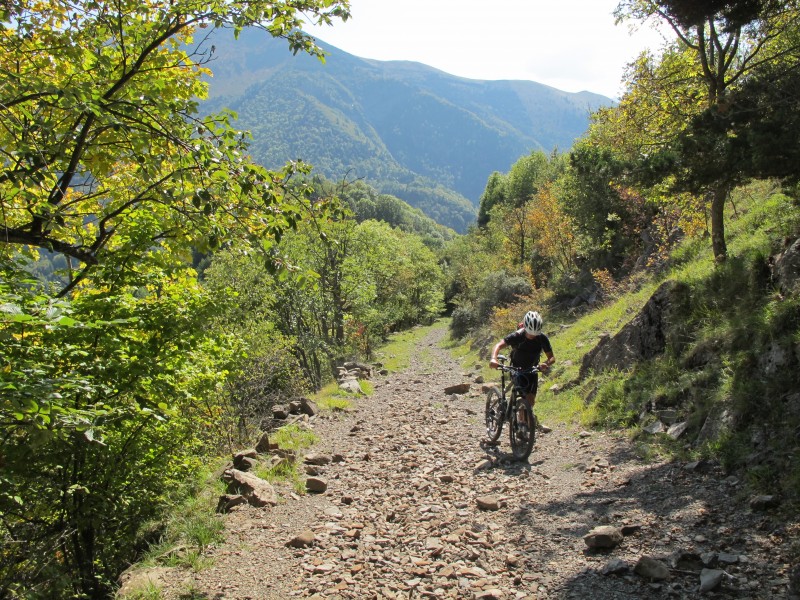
199;29;613;231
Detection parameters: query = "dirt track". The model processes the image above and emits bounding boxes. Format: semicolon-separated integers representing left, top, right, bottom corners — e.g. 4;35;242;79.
152;324;796;599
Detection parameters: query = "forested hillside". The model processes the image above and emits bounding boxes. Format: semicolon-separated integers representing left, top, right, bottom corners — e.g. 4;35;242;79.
198;28;611;232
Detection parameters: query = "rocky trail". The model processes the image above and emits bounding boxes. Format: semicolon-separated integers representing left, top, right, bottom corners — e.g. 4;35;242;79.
148;325;797;599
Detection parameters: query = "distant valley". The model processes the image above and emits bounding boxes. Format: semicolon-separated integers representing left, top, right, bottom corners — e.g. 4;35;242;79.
199;29;613;231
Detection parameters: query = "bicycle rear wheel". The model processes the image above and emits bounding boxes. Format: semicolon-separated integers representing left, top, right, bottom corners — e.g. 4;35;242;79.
509;394;535;461
485;387;504;442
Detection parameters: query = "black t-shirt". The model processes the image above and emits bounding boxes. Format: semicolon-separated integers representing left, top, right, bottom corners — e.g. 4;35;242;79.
503;329;553;370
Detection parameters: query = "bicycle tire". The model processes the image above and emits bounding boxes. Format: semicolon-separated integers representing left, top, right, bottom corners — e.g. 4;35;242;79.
484;387;504;442
509;394;535;461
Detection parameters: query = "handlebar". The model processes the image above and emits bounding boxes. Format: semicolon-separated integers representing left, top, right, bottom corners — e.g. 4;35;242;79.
494;355;540;374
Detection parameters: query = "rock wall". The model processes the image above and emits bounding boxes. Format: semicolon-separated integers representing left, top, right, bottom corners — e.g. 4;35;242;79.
579;280;690;379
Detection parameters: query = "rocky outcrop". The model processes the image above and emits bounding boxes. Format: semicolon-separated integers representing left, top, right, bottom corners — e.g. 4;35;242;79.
579;280;690;379
774;236;800;295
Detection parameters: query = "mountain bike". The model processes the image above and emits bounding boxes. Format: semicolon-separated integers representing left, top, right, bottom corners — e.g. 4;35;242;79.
485;355;538;461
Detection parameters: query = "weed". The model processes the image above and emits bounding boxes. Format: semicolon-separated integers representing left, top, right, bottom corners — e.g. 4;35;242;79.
271;423;318;451
376;320;446;371
122;581;163;600
255;458;305;496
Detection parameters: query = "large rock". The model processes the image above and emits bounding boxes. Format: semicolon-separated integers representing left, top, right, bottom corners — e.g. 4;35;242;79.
223;469;278;507
774;236;800;294
580;280;690;378
216;494;248;513
444;383;471;395
584;526;624;549
699;568;725;592
338;379;364;395
634;556;670;581
298;397;319;416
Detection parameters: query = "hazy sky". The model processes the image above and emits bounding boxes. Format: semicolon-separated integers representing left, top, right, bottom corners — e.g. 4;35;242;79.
304;0;671;99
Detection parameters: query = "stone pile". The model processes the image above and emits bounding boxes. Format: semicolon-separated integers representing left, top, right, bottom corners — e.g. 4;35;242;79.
336;361;376;395
271;396;319;422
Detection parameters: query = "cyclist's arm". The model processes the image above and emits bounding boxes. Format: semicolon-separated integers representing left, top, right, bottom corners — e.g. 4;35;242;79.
489;339;507;369
538;350;555;373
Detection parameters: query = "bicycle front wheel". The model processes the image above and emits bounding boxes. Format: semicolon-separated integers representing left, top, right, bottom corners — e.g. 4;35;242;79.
485;387;504;442
509;395;535;461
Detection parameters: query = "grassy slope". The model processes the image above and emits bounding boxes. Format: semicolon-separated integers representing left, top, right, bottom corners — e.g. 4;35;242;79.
453;182;800;504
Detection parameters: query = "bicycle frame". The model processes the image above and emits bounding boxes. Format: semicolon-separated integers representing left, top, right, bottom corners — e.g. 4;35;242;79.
484;355;539;460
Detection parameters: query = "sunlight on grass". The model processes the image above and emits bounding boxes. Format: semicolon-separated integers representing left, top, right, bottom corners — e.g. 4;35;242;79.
374;320;446;372
271;423;319;451
120;581;163;600
136;463;227;573
255;458;306;496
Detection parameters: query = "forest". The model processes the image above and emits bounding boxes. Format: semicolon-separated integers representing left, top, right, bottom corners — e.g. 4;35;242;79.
1;0;800;598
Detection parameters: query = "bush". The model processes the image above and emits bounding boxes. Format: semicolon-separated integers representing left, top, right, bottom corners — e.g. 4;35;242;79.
450;304;480;339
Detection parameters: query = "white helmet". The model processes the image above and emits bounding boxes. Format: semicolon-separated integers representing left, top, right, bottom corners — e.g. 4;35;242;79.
523;310;543;334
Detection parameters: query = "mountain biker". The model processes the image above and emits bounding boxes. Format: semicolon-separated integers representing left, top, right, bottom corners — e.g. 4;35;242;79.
489;311;555;427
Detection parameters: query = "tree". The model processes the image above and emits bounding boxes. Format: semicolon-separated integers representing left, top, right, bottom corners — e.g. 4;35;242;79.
0;0;350;294
615;0;800;260
0;1;351;596
477;171;508;227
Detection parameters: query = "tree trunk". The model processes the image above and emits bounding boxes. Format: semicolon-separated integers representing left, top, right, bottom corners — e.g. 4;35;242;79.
710;183;728;262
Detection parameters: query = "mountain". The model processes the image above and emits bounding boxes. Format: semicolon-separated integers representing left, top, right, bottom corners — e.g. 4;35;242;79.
198;29;613;232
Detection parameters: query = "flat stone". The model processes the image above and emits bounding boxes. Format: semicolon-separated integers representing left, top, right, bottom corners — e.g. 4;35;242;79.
584;526;624;549
306;477;328;493
444;383;471;395
699;568;724;592
287;529;316;548
476;495;501;511
634;556;670;581
223;469;277;507
602;558;629;575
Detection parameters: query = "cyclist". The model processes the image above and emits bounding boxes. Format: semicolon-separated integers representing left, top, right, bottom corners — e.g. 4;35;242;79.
489;311;555;428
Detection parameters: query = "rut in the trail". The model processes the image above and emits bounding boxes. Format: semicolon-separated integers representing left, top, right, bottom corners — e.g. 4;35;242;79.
151;324;796;600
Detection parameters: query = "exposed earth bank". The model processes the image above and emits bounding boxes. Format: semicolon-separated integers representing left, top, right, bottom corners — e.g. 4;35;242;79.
144;324;797;599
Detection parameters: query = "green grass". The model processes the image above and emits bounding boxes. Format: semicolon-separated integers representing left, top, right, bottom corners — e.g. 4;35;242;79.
270;423;319;451
255;458;306;496
373;319;446;372
120;581;163;600
135;465;227;573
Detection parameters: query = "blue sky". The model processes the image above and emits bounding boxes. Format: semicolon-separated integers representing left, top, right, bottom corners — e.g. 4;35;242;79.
304;0;672;99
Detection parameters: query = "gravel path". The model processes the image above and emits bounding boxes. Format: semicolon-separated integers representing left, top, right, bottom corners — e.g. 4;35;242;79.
153;324;797;599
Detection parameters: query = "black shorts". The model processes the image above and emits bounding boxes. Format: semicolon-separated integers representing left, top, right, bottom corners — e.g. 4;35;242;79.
512;370;539;396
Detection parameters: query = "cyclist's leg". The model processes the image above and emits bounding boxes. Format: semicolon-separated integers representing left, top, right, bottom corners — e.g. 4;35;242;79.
517;376;537;427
